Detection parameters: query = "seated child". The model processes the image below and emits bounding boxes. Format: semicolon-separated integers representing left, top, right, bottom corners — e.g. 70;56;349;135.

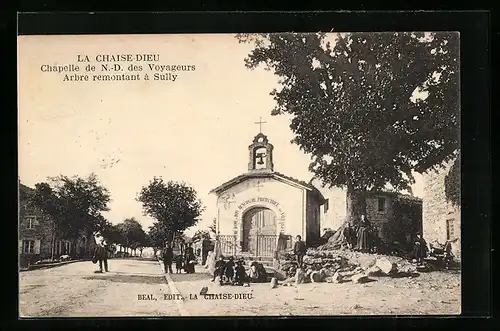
212;256;226;285
234;259;247;285
224;256;235;284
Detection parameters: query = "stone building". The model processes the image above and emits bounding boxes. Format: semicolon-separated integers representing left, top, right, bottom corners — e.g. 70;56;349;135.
210;132;325;258
312;179;423;246
18;182;96;267
422;159;461;259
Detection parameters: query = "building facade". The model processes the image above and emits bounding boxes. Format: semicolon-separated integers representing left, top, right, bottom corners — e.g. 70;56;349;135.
19;182;96;267
313;179;423;246
422;159;461;259
210;133;325;258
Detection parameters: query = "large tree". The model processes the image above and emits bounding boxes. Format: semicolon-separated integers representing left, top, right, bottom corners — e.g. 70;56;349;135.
147;222;166;257
137;177;205;243
116;218;146;256
31;173;111;258
238;32;459;224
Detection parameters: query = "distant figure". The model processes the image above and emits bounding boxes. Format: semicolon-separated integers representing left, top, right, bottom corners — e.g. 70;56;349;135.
412;233;428;265
184;243;196;274
224;256;235;284
162;243;174;274
212;256;226;285
293;235;307;267
355;215;371;252
93;241;109;273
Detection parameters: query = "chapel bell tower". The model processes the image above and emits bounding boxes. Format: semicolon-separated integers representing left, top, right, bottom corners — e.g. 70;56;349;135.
248;132;274;172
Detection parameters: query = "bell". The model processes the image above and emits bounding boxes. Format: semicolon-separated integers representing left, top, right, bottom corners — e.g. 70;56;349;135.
257;158;265;165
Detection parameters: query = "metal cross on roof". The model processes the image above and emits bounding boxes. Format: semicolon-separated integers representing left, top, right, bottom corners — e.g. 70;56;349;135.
254;117;267;133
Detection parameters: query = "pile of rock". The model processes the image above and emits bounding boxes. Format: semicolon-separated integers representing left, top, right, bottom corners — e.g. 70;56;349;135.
278;248;419;287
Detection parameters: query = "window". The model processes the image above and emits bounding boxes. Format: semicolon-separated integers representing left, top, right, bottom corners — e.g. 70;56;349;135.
25;216;37;229
377;198;386;212
323;199;329;213
446;219;455;240
22;240;35;254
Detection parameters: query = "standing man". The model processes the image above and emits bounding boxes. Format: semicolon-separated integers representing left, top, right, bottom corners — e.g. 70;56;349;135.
293;235;307;268
162;242;174;274
93;240;109;273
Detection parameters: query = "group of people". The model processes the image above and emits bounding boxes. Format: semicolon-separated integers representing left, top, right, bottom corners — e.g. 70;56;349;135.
342;215;381;253
212;256;267;286
162;242;197;274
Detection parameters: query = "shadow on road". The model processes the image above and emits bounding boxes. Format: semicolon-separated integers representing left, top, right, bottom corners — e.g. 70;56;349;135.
170;273;211;283
83;274;165;284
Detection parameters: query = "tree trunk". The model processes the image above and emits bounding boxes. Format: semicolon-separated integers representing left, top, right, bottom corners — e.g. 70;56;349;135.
326;184;368;249
346;184;367;225
51;231;56;261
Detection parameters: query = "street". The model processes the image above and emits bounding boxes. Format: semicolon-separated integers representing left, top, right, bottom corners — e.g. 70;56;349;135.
19;258;180;317
19;258;461;317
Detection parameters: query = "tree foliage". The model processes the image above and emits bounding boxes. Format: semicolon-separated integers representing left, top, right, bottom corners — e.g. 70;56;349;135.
116;218;147;250
237;32;459;222
208;218;217;236
31;173;111;239
137;177;205;243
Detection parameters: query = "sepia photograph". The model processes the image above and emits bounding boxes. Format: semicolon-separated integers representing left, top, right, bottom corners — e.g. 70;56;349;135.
18;32;461;317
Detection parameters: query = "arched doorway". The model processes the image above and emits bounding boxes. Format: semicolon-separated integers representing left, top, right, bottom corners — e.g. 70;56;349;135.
242;207;277;256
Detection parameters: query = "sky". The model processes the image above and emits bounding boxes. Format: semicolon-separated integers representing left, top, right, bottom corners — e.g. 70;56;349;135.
18;34;424;236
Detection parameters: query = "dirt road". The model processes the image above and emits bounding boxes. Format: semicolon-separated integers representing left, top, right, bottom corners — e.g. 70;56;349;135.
19;258;180;317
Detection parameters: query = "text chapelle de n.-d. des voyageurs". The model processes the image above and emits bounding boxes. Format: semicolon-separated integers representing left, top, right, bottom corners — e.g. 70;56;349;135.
39;54;196;83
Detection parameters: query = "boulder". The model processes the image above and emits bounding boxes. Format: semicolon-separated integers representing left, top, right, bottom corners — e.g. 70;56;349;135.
320;268;332;278
272;269;287;281
331;271;343;283
295;268;305;285
310;271;323;283
270;277;278;289
366;265;383;276
352;273;371;284
375;257;398;275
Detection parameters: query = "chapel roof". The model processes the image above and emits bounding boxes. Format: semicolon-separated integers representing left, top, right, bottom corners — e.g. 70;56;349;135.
209;171;326;202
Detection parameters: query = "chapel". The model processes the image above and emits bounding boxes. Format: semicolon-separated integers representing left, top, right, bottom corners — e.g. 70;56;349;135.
209;130;325;259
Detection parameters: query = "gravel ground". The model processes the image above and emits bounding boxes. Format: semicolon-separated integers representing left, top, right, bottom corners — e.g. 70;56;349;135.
170;265;461;316
19;259;180;317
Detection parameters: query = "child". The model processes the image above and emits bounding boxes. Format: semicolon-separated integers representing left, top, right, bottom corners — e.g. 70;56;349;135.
212;256;226;285
224;256;235;284
175;255;183;274
234;259;247;285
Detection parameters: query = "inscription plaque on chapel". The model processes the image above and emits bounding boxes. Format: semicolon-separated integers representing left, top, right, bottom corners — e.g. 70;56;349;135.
233;197;286;233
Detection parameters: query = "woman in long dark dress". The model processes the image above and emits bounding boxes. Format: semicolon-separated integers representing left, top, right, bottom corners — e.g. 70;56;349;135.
355;215;371;252
412;233;428;265
184;243;196;274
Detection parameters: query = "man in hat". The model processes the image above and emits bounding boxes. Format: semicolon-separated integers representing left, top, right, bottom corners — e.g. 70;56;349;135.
162;242;174;274
293;235;307;268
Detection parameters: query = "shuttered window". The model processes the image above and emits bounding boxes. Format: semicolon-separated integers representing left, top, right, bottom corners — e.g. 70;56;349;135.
25;216;38;229
323;199;329;213
22;240;35;254
378;198;386;212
